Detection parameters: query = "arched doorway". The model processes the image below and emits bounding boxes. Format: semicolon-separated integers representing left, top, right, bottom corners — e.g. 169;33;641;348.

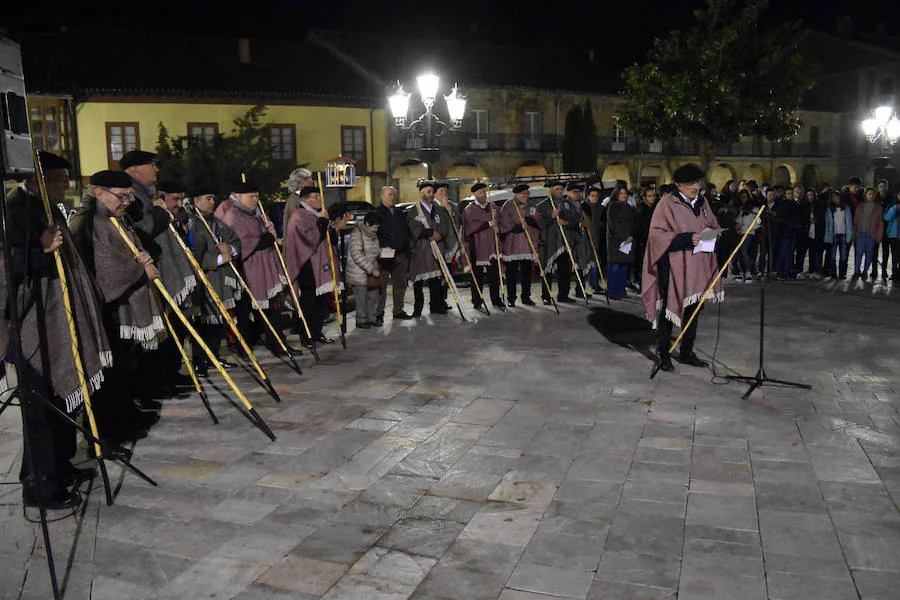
392;159;428;203
445;162;488;181
515;161;549;179
708;163;735;190
801;164;819;189
600;163;631;188
742;163;766;184
773;164;797;188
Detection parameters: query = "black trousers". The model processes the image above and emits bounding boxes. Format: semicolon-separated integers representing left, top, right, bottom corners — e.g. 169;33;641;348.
298;288;327;341
656;254;702;356
505;260;533;302
413;278;444;313
195;322;225;365
472;260;502;305
659;307;702;355
879;237;892;278
157;312;188;383
17;362;76;497
542;256;572;300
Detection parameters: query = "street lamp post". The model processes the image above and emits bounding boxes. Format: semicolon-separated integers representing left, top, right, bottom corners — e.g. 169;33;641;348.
861;105;900;152
388;73;467;180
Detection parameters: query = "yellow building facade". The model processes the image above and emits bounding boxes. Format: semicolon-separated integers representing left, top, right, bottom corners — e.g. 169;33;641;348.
75;100;387;201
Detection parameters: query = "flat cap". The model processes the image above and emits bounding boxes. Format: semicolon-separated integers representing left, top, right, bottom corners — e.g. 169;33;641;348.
38;151;72;172
672;163;705;184
434;182;450;190
470;182;488;193
90;170;133;188
231;179;259;194
190;186;218;198
512;184;530;194
298;186;321;198
158;180;186;193
418;180;436;191
118;150;157;170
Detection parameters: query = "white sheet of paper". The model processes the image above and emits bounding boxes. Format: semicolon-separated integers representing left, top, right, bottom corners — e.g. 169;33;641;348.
619;241;633;254
379;247;396;259
693;238;716;254
700;227;719;241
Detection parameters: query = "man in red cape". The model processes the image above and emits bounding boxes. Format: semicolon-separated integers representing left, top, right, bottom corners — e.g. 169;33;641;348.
641;164;723;373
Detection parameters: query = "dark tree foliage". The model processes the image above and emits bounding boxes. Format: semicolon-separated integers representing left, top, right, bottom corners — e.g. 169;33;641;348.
155;105;290;202
618;0;817;170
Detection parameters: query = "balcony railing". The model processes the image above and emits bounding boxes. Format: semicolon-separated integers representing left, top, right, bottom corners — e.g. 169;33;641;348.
390;133;834;158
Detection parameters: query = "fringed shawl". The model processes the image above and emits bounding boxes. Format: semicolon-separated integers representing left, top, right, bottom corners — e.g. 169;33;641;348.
641;193;723;328
284;205;341;296
223;202;285;308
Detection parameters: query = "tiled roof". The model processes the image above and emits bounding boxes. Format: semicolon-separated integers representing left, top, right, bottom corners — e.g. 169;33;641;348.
17;30;383;104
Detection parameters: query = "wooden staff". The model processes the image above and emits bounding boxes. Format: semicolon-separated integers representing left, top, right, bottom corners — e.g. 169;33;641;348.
668;204;766;354
549;194;591;307
29;152;160;508
187;206;304;373
317;172;346;349
108;217;276;441
416;201;471;322
166;223;285;402
445;205;489;315
488;199;508;303
582;214;609;305
254;205;320;362
158;303;218;424
510;200;559;315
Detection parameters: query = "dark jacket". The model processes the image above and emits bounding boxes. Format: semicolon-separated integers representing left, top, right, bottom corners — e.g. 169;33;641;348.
606;200;637;265
374;203;410;254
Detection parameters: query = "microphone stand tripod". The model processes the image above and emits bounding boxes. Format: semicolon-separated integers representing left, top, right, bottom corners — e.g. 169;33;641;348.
725;216;811;399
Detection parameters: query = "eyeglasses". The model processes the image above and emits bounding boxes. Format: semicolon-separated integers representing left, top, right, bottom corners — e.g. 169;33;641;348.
99;187;135;202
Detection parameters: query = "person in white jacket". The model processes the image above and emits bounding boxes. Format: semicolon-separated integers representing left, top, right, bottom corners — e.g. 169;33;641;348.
346;211;384;329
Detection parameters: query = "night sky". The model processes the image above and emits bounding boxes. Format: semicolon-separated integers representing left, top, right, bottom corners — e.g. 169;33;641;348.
2;0;899;69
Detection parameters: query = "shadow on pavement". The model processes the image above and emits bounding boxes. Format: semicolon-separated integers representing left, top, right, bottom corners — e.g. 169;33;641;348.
587;307;657;362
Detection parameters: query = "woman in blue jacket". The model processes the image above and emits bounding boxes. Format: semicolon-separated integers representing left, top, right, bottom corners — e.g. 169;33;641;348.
824;190;854;279
885;187;900;281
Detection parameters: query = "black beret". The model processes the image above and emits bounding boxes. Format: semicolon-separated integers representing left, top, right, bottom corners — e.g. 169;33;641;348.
512;184;530;194
38;151;72;172
90;170;133;188
231;178;258;194
470;182;488;193
118;150;157;170
567;183;584;192
547;180;565;188
672;164;705;184
418;180;436;191
190;186;218;198
298;186;321;198
158;180;186;193
434;182;450;190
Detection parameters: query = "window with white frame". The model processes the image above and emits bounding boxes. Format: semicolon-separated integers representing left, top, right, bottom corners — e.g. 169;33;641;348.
188;122;218;143
524;111;541;150
106;122;139;169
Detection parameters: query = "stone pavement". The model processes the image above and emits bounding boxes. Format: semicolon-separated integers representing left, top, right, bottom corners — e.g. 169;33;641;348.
1;276;899;600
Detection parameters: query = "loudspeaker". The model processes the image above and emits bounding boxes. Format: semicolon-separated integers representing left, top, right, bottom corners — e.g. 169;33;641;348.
0;35;33;179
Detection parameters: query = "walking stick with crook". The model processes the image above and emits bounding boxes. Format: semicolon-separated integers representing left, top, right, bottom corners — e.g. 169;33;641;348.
187;202;306;371
445;202;489;315
489;199;508;303
649;204;765;379
166;222;286;401
108;217;277;440
510;199;559;315
549;193;591;307
317;172;347;348
254;204;320;362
